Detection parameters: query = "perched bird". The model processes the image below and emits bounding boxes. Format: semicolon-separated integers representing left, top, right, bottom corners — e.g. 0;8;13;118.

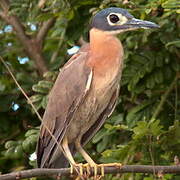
37;7;159;175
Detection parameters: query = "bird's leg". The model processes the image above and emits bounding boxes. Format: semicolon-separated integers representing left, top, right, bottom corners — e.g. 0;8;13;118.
75;141;100;179
75;142;122;179
62;136;84;178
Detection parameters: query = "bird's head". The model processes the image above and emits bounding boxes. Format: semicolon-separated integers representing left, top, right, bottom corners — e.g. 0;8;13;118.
91;7;159;34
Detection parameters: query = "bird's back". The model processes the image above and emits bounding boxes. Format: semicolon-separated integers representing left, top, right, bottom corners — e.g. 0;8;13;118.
36;48;92;168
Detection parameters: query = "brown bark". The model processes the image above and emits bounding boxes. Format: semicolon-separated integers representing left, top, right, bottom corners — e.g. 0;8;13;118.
1;165;180;180
0;0;56;76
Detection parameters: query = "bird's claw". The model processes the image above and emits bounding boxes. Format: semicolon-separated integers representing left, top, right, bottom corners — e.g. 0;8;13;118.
73;163;100;180
73;162;122;179
84;163;102;180
71;163;84;178
72;163;92;180
92;163;122;179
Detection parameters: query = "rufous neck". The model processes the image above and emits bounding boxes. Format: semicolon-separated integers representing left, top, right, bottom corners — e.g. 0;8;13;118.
89;28;122;55
87;28;124;75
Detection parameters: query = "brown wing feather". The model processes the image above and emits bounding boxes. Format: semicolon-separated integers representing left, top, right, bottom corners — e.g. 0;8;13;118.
81;86;119;146
37;49;92;168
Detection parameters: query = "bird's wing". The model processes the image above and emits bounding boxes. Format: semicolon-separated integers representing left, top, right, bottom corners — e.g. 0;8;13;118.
37;50;92;168
81;85;119;146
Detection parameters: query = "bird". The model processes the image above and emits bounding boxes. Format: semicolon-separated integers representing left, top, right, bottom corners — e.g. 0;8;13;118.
36;7;159;178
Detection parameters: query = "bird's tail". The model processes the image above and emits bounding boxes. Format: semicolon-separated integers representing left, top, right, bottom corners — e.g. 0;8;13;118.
51;143;76;168
37;143;75;168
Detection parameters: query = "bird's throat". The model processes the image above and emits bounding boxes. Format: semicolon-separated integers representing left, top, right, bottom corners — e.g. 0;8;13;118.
87;28;124;76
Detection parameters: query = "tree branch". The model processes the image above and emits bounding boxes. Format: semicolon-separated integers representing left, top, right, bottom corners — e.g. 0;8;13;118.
150;75;177;122
37;18;56;47
50;29;66;63
0;0;50;76
1;165;180;180
0;0;9;12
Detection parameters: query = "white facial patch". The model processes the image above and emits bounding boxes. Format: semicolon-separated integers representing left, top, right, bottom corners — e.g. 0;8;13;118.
107;13;128;26
104;27;139;35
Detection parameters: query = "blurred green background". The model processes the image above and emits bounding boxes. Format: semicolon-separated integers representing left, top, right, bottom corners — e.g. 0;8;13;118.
0;0;180;179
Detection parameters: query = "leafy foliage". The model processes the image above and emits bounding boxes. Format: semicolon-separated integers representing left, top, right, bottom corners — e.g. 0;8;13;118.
0;0;180;179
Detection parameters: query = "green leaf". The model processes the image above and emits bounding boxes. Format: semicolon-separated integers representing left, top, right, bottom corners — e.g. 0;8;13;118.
5;147;15;158
38;80;53;89
30;94;43;103
22;135;38;153
43;71;58;81
104;124;114;130
162;0;180;13
41;96;48;109
13;145;23;158
154;70;164;84
96;136;109;153
25;129;39;137
126;100;154;127
36;13;56;22
0;81;6;91
92;129;108;143
149;120;163;136
133;121;149;140
166;40;180;48
5;141;17;149
32;84;49;94
146;75;155;89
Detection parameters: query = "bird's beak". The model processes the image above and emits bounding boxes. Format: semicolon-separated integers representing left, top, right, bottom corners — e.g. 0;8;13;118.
125;18;160;29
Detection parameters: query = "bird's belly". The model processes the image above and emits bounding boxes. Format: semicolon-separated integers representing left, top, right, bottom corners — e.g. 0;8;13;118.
66;78;119;143
66;90;97;142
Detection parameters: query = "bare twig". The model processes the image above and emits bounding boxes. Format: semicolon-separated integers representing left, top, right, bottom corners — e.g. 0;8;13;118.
0;57;43;121
0;0;9;11
50;29;66;63
150;76;177;122
148;135;156;178
37;18;56;47
1;165;180;180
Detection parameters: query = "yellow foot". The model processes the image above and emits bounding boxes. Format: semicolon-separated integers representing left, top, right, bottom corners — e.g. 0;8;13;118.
82;163;101;180
72;163;98;180
86;163;122;179
73;163;122;180
70;163;84;179
82;163;91;178
74;163;97;179
98;163;122;177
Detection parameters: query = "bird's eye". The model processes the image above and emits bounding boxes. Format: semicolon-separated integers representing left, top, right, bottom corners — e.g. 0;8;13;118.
109;14;119;23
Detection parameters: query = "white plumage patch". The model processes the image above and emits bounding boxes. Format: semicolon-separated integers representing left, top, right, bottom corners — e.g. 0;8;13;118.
85;70;93;93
